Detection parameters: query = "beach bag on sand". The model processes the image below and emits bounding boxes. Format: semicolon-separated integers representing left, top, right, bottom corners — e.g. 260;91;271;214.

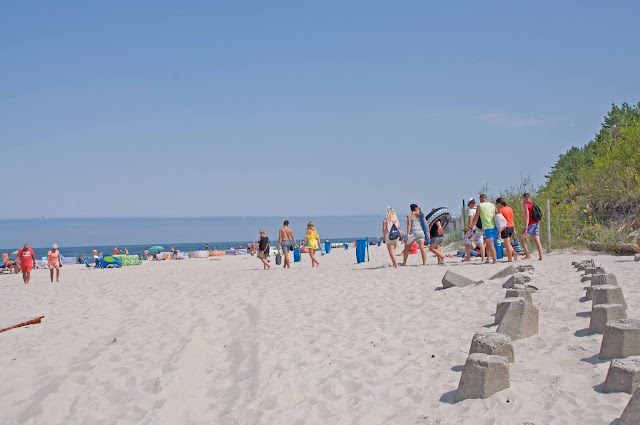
293;248;301;262
275;252;282;265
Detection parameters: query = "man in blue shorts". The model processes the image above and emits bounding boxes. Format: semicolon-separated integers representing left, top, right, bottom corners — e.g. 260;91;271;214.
521;193;543;260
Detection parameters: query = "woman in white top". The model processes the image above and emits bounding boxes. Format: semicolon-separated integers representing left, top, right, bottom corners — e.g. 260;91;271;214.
382;207;404;268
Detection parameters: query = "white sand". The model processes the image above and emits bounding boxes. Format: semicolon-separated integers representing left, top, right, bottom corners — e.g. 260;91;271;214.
0;247;637;424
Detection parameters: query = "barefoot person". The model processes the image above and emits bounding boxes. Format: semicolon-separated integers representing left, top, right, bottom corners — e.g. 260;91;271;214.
257;229;271;270
382;207;403;268
47;244;63;282
496;198;518;262
469;194;497;264
303;222;321;267
277;220;297;269
17;243;36;284
463;199;485;262
428;214;446;265
402;204;428;266
2;250;16;274
521;192;544;260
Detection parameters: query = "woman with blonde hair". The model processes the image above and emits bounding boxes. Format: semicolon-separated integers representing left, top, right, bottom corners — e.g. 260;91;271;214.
382;207;403;268
303;222;321;267
257;229;271;270
402;203;428;266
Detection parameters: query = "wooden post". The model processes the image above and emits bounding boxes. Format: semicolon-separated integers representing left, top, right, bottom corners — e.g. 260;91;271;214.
546;198;551;253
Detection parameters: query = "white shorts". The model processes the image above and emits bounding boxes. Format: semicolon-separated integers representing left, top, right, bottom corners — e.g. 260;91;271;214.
464;229;484;245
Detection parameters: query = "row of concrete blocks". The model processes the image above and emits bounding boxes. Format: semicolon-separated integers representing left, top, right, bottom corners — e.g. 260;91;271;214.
574;260;640;424
455;280;539;402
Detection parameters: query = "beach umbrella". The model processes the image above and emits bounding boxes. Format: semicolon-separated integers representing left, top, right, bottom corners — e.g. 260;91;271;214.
148;245;164;252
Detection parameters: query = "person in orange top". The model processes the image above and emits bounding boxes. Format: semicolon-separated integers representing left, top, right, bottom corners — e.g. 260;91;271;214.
47;243;63;282
496;198;518;262
17;243;36;284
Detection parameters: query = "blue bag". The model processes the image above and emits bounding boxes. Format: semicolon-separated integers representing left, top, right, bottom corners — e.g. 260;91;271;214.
293;248;301;262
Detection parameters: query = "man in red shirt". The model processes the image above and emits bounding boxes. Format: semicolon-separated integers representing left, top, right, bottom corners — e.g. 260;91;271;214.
17;243;36;284
521;193;544;261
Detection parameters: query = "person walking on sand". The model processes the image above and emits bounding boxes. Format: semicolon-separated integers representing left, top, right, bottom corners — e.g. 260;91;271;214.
113;246;119;255
17;243;36;284
382;207;404;268
303;222;321;267
496;198;518;262
463;199;485;262
277;220;297;269
47;244;63;282
257;229;271;270
402;204;428;266
469;194;497;264
428;215;446;265
521;193;544;261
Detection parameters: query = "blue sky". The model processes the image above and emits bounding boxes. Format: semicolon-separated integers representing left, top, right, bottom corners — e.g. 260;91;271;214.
1;1;639;219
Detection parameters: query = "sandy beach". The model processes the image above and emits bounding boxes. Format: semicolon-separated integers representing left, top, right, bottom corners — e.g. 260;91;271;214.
0;247;636;424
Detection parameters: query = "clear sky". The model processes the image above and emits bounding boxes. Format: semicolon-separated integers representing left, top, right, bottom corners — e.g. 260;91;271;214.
2;1;639;219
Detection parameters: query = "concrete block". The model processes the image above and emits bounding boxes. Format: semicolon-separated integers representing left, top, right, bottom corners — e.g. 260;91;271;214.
603;357;640;394
505;288;533;304
502;273;531;289
490;265;517;280
591;273;618;286
589;304;627;335
600;319;640;360
497;298;539;340
455;353;510;402
635;254;640;262
469;332;515;363
495;298;523;325
442;270;481;289
592;285;627;310
619;386;640;425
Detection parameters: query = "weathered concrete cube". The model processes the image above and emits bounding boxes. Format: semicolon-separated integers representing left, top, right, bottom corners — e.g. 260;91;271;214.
600;319;640;360
455;353;510;402
603;357;640;394
591;273;618;286
589;304;627;335
502;273;531;289
619;385;640;424
516;265;534;273
505;288;533;304
469;332;515;363
634;254;640;262
591;285;627;310
583;267;597;275
490;265;517;280
495;297;523;325
442;270;480;288
497;298;539;340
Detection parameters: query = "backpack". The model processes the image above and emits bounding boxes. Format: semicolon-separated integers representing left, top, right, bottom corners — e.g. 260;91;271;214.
529;202;543;221
388;223;401;240
477;215;483;230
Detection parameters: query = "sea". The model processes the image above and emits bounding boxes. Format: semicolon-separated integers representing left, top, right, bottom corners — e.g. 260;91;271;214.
0;216;384;260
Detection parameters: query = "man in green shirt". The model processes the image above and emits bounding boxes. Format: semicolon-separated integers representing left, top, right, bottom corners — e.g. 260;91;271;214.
468;194;497;264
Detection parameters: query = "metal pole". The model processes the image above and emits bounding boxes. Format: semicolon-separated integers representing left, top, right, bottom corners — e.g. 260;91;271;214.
546;198;551;253
461;199;466;232
366;237;370;262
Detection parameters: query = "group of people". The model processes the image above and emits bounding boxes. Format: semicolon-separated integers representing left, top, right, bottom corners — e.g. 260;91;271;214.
2;243;64;284
255;220;321;270
464;192;544;263
381;204;447;268
380;193;544;268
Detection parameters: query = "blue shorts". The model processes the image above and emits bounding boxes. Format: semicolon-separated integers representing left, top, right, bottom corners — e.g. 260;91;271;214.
527;223;540;236
484;227;498;241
